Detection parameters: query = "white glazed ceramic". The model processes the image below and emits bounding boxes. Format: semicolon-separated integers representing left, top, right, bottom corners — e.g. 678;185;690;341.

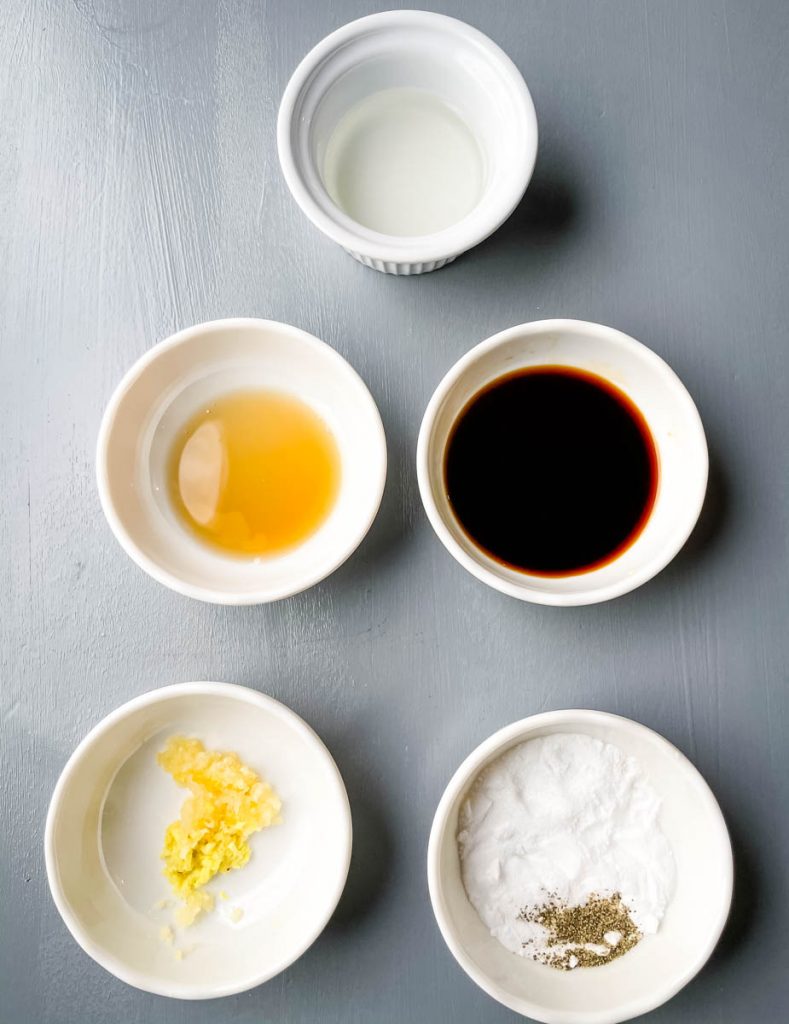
45;682;353;1000
277;11;538;275
417;320;708;605
97;318;386;604
428;709;733;1024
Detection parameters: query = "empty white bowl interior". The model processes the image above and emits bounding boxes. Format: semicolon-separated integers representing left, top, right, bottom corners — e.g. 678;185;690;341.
289;16;534;240
46;686;351;997
430;713;732;1023
100;322;384;599
420;323;708;602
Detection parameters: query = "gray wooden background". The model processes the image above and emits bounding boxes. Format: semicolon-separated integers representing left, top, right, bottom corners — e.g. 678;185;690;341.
2;1;788;1021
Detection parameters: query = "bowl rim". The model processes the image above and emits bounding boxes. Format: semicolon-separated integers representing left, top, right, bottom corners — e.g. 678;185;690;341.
415;318;709;606
276;9;538;264
44;681;354;1000
96;317;387;605
426;708;734;1024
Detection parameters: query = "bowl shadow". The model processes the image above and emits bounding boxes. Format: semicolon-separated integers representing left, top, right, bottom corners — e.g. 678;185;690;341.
672;805;761;1023
318;388;413;597
457;147;581;278
330;777;395;931
676;447;728;564
639;446;729;602
708;818;759;965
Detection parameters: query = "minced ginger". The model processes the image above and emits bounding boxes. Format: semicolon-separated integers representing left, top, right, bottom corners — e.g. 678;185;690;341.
157;736;281;926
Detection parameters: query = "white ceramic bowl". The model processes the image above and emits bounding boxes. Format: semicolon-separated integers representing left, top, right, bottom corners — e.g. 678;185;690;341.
277;11;538;275
97;318;386;604
428;709;733;1024
45;682;353;999
417;320;708;605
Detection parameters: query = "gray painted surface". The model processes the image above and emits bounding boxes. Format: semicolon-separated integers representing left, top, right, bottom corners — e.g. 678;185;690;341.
2;1;788;1021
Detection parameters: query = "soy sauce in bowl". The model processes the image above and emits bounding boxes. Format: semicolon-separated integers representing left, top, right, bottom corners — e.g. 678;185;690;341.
444;366;658;576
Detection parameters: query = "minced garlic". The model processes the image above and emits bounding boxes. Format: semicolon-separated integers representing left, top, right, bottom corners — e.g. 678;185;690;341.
157;736;281;925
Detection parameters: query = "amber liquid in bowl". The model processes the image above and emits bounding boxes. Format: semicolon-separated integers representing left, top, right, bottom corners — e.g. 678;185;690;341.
444;366;658;576
168;390;341;557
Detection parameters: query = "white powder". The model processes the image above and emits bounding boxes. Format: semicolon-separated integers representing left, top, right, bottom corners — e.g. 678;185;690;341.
458;733;675;965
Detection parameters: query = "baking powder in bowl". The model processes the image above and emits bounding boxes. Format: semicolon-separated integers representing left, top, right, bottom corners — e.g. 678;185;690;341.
457;733;675;970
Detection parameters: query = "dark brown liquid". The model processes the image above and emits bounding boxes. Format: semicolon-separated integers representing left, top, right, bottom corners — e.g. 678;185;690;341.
444;366;658;576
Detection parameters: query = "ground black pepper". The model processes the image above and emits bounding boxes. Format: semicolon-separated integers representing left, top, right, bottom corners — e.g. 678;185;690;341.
519;892;641;970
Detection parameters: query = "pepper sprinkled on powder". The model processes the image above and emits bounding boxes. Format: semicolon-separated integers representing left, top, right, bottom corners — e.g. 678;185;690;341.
519;892;641;970
458;734;675;970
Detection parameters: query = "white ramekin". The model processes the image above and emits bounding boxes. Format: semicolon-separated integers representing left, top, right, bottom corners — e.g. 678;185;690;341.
417;320;708;606
428;709;733;1023
277;11;538;275
97;318;386;604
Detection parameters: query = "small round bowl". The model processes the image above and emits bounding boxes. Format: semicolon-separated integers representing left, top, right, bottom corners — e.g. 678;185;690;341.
97;318;386;604
428;710;733;1024
417;320;708;606
45;683;353;1000
277;11;538;275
